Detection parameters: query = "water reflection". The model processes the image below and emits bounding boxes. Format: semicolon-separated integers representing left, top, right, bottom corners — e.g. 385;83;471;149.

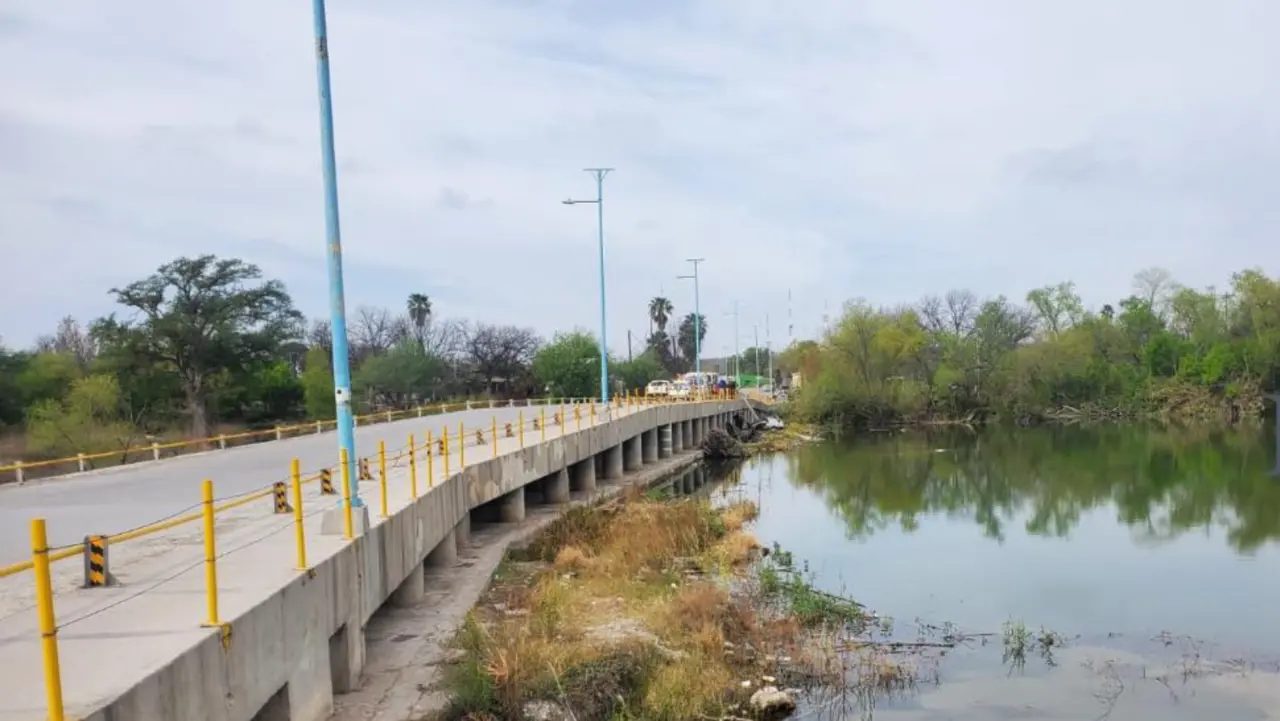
787;424;1280;552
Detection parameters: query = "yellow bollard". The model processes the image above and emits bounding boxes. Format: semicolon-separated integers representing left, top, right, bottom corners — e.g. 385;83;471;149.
425;430;434;488
340;448;354;540
627;391;632;413
443;426;450;476
31;518;65;721
201;478;219;627
459;422;466;469
491;416;498;456
560;402;566;437
591;401;596;425
378;440;389;518
519;410;525;448
575;405;581;431
409;434;419;498
540;407;546;442
291;458;307;570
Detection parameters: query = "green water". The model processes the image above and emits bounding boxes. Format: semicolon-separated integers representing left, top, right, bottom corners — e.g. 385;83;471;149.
722;424;1280;720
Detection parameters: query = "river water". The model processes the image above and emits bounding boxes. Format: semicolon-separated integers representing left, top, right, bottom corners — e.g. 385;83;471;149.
710;424;1280;720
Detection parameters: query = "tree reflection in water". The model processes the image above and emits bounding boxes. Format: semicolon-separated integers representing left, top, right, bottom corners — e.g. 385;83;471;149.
786;424;1280;552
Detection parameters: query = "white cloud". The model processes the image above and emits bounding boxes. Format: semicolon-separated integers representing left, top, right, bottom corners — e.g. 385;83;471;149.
1;0;1277;353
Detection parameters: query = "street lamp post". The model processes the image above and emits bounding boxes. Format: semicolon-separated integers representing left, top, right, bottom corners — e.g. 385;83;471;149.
677;257;704;382
563;168;614;405
311;0;361;506
725;301;741;386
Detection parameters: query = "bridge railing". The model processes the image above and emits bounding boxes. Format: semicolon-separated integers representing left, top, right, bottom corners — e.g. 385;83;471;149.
0;395;591;485
16;388;738;720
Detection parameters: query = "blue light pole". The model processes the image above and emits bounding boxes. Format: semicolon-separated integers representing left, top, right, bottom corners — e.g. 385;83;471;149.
563;168;614;405
677;257;704;381
311;0;360;506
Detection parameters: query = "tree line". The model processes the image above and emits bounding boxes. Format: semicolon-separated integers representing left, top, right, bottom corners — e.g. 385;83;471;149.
782;267;1280;428
0;255;695;461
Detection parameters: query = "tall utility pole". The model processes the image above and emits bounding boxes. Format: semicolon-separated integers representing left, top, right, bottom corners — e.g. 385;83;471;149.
725;301;740;385
753;324;761;382
677;258;704;379
627;330;632;363
563;168;614;404
312;0;360;506
766;314;773;389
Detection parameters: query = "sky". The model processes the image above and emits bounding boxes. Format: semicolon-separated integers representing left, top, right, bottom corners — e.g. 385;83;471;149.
2;1;1278;358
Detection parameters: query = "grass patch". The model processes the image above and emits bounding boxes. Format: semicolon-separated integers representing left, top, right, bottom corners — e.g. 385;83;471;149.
441;492;918;721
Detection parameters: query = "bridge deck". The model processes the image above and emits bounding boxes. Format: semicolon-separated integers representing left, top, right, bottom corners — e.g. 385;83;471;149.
0;399;659;720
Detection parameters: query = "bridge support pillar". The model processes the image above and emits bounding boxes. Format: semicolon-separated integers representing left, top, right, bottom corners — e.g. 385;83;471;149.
672;423;683;453
427;528;458;569
572;457;596;493
329;615;364;694
391;562;425;607
659;425;673;458
682;420;694;450
693;418;705;446
500;487;525;523
546;467;570;503
604;444;624;480
624;436;643;472
641;428;658;464
455;514;471;550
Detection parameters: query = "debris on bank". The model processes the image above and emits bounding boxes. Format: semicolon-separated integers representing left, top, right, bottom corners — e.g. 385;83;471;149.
439;495;931;721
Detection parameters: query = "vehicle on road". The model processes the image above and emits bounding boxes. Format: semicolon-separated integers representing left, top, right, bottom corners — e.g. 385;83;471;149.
645;380;672;396
668;381;692;399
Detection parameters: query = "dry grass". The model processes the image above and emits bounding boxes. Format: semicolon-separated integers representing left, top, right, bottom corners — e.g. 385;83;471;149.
721;500;760;532
444;493;937;721
444;498;773;721
552;545;595;572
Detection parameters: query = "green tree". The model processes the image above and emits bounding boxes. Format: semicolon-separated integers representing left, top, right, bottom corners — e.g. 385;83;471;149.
354;341;447;407
105;256;303;438
677;313;707;365
0;345;29;428
15;351;80;412
26;374;142;459
648;296;674;335
302;347;336;419
612;352;665;391
532;332;600;398
407;293;432;348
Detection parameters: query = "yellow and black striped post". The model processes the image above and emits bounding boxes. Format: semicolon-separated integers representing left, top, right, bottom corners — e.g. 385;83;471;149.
82;534;112;588
273;481;292;514
319;468;337;495
358;457;373;481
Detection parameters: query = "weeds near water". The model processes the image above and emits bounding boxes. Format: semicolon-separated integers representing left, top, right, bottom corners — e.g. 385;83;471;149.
1002;620;1068;673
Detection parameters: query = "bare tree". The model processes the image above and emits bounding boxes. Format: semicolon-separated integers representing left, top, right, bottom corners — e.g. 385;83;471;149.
420;317;467;359
350;306;408;364
466;324;539;393
308;319;333;354
919;289;978;337
33;316;97;366
1132;267;1177;319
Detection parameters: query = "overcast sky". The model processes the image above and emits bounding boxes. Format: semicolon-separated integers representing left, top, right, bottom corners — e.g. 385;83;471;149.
2;1;1276;356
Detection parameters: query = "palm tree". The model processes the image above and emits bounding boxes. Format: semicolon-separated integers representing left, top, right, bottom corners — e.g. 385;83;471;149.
648;296;674;334
407;293;432;347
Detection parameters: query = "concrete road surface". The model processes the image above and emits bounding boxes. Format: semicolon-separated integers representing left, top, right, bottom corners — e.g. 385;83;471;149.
0;400;593;564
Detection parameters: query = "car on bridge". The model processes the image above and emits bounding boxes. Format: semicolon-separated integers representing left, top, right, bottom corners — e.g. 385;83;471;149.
645;380;672;396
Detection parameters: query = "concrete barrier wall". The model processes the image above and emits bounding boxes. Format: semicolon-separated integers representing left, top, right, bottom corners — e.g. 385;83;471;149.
83;402;742;721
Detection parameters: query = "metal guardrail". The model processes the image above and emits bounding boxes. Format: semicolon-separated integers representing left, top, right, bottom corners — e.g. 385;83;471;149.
0;396;590;484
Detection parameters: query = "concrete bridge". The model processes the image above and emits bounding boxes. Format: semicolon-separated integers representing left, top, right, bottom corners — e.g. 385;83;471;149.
0;397;749;721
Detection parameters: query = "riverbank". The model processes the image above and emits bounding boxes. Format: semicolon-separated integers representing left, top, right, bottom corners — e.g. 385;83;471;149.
432;481;936;721
328;451;709;721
